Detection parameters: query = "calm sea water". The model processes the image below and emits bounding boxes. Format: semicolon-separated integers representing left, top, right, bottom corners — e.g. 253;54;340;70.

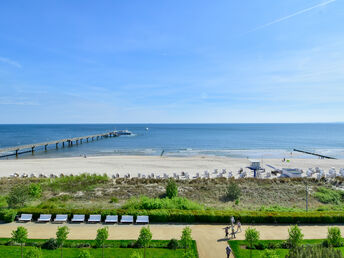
0;124;344;159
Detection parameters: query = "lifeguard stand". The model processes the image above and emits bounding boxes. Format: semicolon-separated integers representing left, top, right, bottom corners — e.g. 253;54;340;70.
247;159;264;178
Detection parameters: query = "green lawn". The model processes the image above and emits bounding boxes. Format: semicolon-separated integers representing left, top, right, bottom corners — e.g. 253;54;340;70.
0;239;198;258
0;246;186;258
229;239;344;258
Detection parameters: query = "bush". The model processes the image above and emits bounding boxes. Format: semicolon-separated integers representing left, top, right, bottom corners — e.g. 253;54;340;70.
24;247;42;258
225;182;241;201
328;227;343;247
314;187;342;205
166;179;178;199
0;209;17;222
78;250;92;258
121;196;204;210
286;245;343;258
287;225;303;249
260;249;279;258
167;239;179;250
28;184;42;199
41;238;58;250
110;197;119;203
6;185;31;208
254;241;268;250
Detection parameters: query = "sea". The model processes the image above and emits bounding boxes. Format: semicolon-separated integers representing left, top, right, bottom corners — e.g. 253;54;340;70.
0;123;344;159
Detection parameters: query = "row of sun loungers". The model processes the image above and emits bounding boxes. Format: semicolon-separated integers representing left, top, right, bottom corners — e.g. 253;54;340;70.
18;214;149;224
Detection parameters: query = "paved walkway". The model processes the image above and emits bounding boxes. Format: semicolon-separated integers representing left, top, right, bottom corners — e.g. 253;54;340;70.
0;223;342;258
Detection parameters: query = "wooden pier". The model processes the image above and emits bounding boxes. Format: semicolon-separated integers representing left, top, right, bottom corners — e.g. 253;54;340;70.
0;131;118;158
293;149;336;159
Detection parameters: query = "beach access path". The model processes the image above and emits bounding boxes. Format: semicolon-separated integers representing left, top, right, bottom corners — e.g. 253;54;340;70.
0;223;342;258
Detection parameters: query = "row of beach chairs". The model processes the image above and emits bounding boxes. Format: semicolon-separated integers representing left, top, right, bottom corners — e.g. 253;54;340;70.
18;214;149;224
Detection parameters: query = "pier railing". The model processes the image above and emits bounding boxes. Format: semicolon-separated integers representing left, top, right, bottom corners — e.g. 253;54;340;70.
0;131;118;157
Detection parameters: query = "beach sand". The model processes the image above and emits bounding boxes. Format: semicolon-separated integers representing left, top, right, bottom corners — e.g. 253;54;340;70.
1;155;344;178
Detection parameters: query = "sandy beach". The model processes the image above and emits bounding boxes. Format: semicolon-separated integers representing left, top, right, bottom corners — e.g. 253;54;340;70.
0;155;344;178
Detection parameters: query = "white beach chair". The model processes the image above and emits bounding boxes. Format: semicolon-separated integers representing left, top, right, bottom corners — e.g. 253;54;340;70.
88;215;101;223
54;214;68;223
340;168;344;177
213;169;218;174
138;173;141;178
136;215;149;224
18;214;32;222
105;215;118;223
29;173;36;178
71;214;85;223
37;214;52;223
120;215;134;224
163;173;168;179
21;173;28;178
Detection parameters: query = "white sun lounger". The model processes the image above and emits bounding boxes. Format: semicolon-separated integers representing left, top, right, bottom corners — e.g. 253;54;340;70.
136;216;149;224
54;214;68;223
120;215;133;224
105;215;118;223
18;214;32;222
88;215;101;223
37;214;52;222
71;214;85;223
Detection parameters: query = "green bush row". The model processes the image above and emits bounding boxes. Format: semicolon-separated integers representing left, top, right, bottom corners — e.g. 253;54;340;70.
8;208;344;224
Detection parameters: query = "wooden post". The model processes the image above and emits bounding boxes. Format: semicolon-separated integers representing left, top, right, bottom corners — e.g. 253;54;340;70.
62;142;65;147
45;145;48;151
15;150;18;157
31;146;35;154
80;139;83;144
56;143;58;149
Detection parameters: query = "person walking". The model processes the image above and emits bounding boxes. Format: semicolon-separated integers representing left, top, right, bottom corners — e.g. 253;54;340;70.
230;216;235;225
224;226;229;238
237;220;241;232
231;224;236;239
226;244;232;258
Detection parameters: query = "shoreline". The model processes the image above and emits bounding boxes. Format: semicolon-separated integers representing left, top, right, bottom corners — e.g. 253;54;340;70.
0;154;344;178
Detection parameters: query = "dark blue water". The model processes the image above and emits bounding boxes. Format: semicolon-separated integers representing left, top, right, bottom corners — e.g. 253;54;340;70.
0;124;344;159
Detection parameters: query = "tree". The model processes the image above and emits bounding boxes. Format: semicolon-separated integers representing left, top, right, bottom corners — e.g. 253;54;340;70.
24;247;42;258
287;225;303;249
180;226;192;254
12;226;28;258
95;227;109;258
328;227;342;247
225;181;241;201
78;250;92;258
137;226;152;258
56;226;69;258
245;227;260;258
166;179;178;198
6;185;30;208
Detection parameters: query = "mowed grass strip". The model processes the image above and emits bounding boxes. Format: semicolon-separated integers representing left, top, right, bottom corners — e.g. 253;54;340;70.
0;246;186;258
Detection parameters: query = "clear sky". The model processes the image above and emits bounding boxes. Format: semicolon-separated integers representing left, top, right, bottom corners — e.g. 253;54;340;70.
0;0;343;123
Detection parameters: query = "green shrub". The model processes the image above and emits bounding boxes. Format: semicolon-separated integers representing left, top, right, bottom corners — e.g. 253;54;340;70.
260;249;278;258
6;185;31;208
314;187;342;205
254;241;268;250
0;209;17;222
286;245;343;258
47;173;109;192
225;182;241;201
78;250;92;258
166;179;178;199
121;196;204;210
28;184;42;199
41;238;58;250
245;227;260;258
110;197;119;203
0;196;8;208
24;247;42;258
167;238;179;249
328;227;343;247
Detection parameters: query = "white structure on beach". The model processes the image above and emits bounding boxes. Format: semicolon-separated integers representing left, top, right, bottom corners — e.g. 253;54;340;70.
281;168;303;178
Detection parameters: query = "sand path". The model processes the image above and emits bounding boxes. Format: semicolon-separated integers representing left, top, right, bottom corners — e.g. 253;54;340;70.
0;223;342;258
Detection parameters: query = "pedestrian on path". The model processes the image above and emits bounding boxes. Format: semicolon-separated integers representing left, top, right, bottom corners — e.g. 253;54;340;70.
237;220;241;232
224;226;229;238
230;216;235;226
226;244;232;258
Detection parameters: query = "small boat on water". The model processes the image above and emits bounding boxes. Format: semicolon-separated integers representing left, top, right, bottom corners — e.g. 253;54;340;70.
116;130;132;136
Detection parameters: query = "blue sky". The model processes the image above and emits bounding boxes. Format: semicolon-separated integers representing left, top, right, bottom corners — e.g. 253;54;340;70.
0;0;343;123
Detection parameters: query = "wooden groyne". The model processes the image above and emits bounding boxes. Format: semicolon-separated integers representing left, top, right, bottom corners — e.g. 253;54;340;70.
293;149;336;159
0;131;118;158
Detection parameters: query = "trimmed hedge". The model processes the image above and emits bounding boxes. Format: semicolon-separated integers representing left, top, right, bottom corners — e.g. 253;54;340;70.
9;208;344;224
